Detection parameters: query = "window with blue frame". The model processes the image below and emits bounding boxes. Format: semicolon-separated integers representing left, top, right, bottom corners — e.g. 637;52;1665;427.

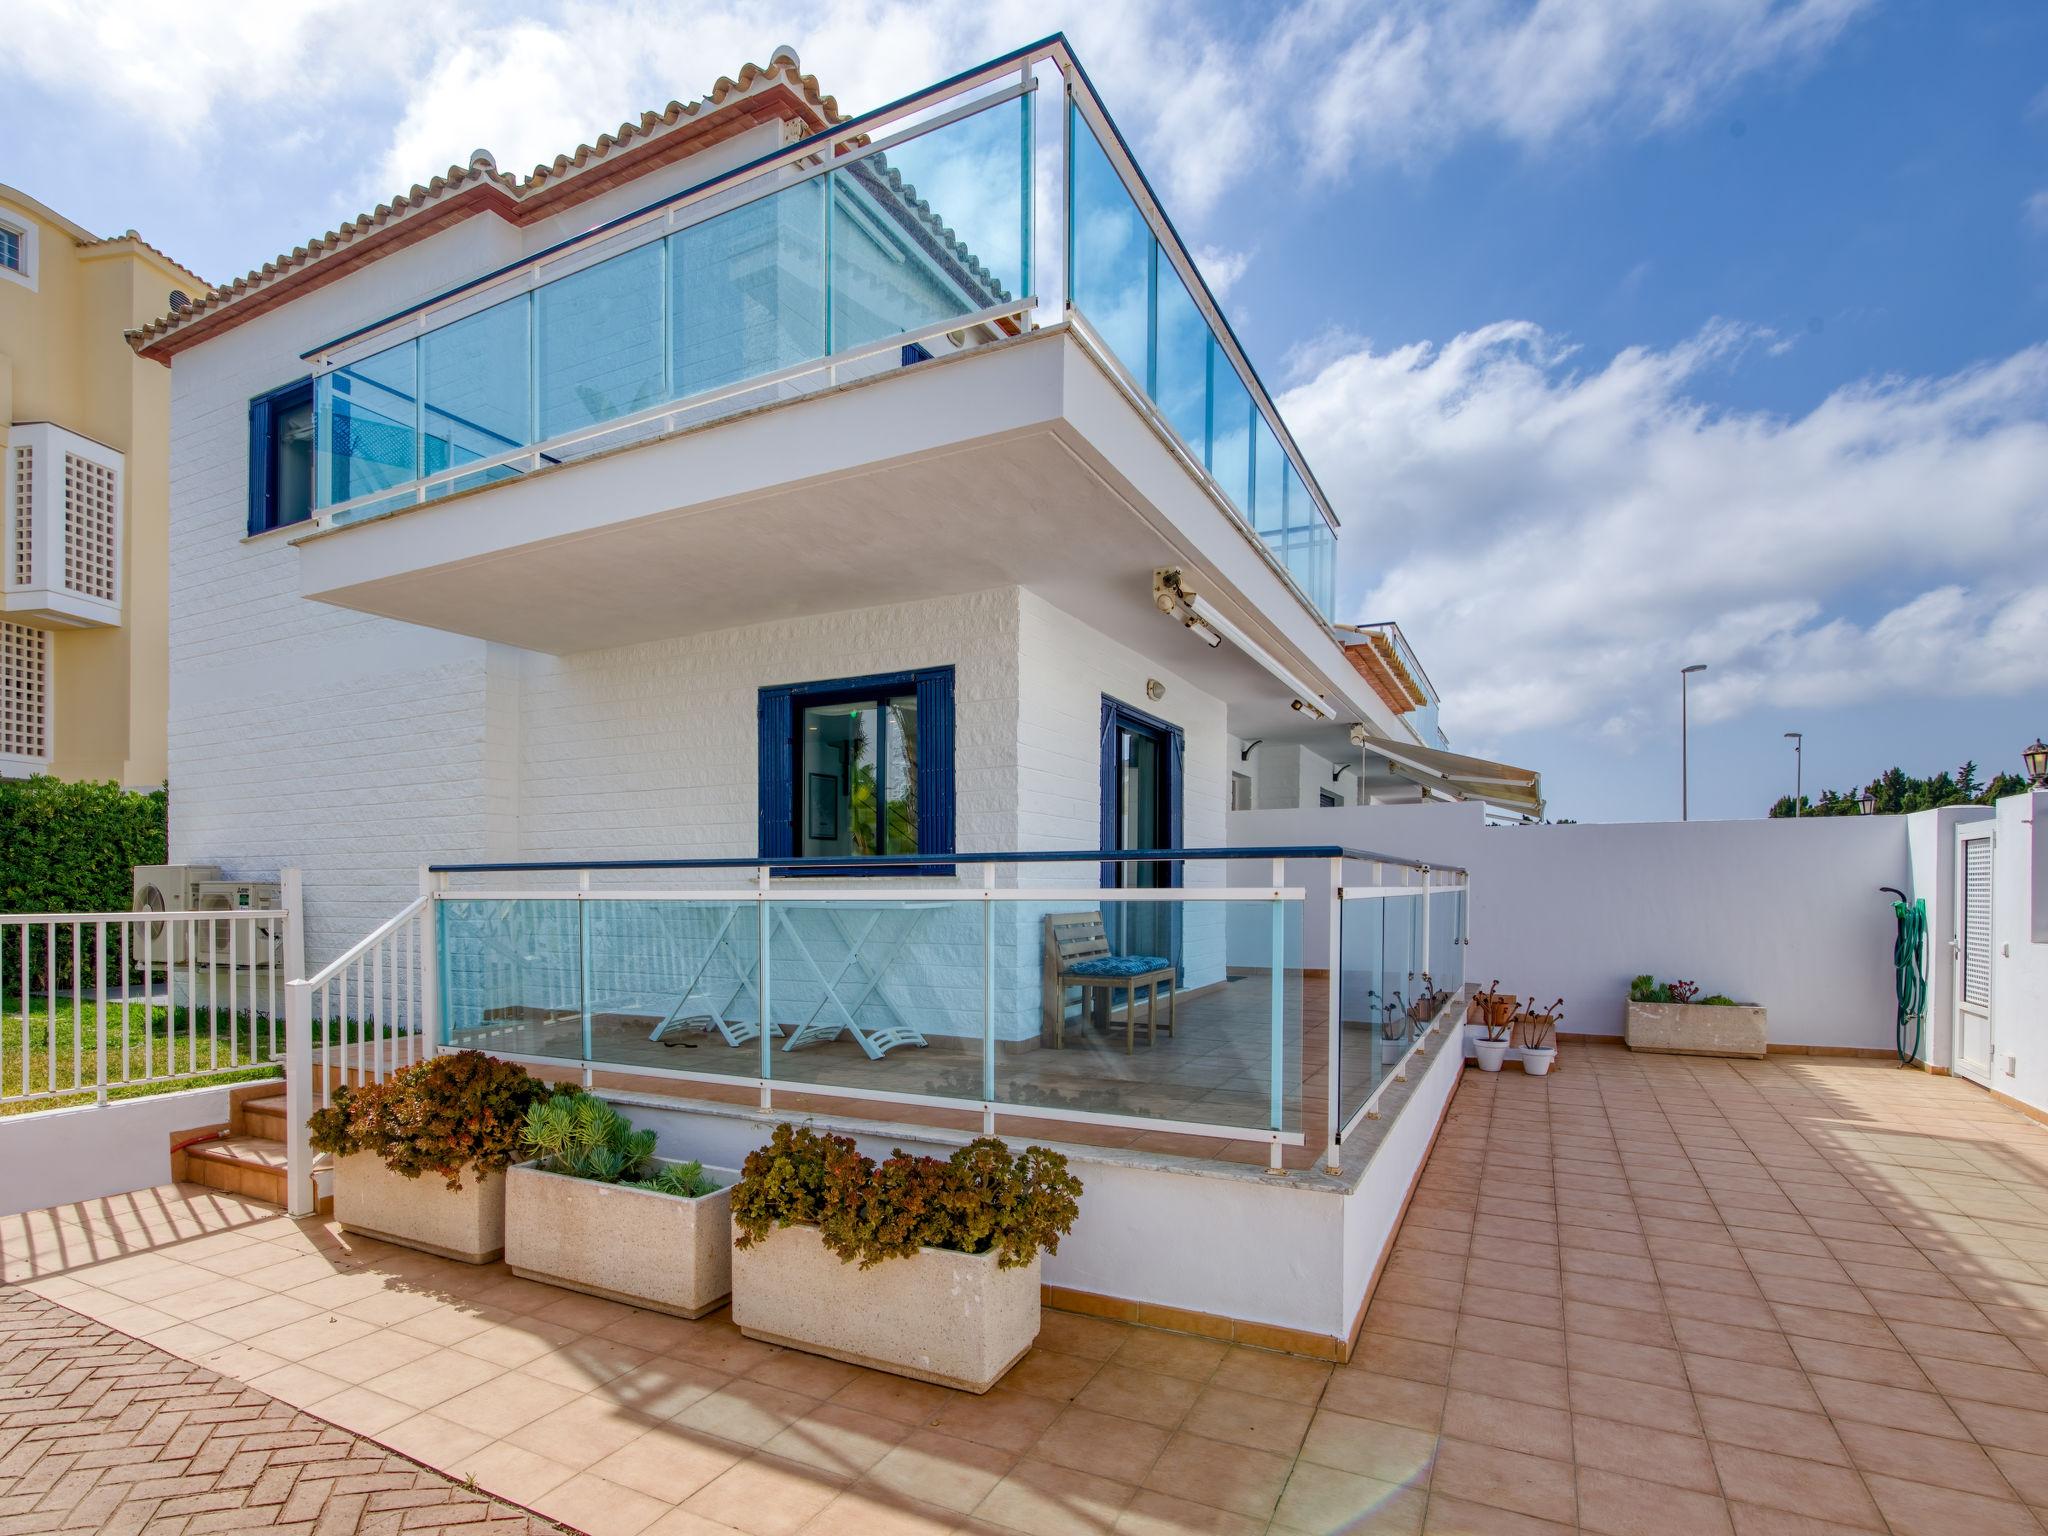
758;667;955;866
247;378;315;534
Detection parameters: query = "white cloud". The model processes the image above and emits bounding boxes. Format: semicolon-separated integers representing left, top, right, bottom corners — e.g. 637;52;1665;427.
6;0;1879;227
2025;189;2048;235
1190;244;1252;299
1282;324;2048;741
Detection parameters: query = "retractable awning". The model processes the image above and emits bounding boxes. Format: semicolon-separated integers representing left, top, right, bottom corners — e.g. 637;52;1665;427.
1362;738;1545;819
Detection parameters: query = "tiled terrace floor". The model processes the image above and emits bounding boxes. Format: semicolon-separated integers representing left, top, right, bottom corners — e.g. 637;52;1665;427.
5;1041;2048;1534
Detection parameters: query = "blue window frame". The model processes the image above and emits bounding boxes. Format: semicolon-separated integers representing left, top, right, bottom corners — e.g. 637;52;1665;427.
247;378;315;534
758;667;955;872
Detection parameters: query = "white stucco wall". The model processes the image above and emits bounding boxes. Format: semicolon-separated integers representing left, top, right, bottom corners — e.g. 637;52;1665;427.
1233;803;1916;1051
0;1085;235;1217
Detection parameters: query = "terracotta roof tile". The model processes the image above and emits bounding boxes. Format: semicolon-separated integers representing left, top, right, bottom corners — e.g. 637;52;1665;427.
129;48;843;360
75;229;210;289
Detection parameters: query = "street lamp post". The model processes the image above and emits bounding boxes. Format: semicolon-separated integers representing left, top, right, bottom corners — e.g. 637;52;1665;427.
1681;664;1707;821
1784;731;1803;817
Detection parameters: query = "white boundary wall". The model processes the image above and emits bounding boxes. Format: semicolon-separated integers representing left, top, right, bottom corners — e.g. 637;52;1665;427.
0;1084;235;1217
1984;791;2048;1116
1235;803;1925;1053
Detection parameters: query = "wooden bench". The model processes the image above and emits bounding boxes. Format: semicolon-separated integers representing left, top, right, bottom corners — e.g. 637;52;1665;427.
1042;912;1176;1053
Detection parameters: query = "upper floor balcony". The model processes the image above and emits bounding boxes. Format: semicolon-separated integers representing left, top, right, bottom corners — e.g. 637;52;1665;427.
4;422;124;630
289;38;1344;663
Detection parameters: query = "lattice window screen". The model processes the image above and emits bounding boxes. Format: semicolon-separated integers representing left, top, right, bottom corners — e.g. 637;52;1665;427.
10;445;30;586
62;452;117;601
0;621;49;760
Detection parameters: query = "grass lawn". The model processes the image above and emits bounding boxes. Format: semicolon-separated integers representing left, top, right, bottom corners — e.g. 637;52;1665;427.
1;992;390;1117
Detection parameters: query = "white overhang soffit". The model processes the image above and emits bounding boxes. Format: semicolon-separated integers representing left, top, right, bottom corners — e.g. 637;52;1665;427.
1153;568;1332;720
1364;736;1545;818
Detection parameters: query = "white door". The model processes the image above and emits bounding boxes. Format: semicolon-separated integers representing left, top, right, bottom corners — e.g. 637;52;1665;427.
1953;826;1995;1086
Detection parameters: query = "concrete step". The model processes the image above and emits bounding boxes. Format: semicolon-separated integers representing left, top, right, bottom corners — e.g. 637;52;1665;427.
183;1135;288;1207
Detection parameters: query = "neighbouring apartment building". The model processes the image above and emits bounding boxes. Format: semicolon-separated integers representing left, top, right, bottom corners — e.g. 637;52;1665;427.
1;184;200;787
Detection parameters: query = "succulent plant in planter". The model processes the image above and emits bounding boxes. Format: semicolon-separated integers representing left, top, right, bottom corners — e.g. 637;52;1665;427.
306;1050;559;1262
506;1090;734;1317
729;1123;1083;1391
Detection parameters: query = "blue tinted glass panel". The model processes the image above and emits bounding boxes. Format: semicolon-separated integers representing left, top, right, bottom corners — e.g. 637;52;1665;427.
1067;109;1148;379
831;100;1025;351
1153;256;1208;455
672;179;826;396
422;297;529;486
1252;414;1284;534
535;242;665;439
1207;337;1252;515
317;340;416;507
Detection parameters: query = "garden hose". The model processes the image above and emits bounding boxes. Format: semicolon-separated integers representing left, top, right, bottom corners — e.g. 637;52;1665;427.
1885;890;1926;1067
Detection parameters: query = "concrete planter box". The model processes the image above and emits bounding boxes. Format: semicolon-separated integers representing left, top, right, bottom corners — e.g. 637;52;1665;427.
333;1151;504;1264
506;1161;735;1318
731;1222;1040;1393
1625;1001;1768;1059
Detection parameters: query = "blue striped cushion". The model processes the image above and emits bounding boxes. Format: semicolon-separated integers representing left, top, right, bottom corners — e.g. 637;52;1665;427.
1067;955;1171;978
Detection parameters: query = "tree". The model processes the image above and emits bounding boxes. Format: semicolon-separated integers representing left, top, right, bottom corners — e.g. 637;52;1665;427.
1768;759;2029;818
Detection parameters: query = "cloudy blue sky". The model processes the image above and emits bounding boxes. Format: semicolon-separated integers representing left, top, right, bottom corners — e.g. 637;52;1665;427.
7;1;2046;822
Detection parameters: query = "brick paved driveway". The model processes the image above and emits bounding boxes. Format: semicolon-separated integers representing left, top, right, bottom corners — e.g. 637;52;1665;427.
0;1287;559;1535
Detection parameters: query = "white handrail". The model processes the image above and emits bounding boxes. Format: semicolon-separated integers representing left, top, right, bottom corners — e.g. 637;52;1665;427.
302;894;428;988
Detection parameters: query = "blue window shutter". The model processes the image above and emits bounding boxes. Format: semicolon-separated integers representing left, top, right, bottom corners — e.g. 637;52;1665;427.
758;689;794;859
247;394;272;536
915;670;955;856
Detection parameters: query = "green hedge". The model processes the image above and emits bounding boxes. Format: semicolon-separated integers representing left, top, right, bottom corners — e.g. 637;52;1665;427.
1;777;167;990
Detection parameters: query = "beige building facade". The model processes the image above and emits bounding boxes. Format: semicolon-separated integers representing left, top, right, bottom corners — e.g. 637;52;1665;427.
0;184;197;787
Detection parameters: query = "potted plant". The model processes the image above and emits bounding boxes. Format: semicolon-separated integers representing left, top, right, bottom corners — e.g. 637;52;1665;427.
505;1090;735;1318
1380;994;1410;1065
1625;975;1766;1058
306;1051;556;1263
1519;999;1561;1076
1471;985;1516;1071
729;1124;1083;1393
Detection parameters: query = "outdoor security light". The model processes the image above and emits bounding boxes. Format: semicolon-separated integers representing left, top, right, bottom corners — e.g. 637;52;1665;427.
1859;789;1877;816
2025;738;2048;786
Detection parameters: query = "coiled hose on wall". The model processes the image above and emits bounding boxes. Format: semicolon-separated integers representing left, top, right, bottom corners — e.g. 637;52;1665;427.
1886;891;1927;1067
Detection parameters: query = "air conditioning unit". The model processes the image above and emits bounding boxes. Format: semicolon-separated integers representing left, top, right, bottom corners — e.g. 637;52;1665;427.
196;881;284;967
132;864;222;969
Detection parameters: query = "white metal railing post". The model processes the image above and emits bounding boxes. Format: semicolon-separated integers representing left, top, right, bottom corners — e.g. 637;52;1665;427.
578;869;593;1087
1420;871;1432;1004
418;866;440;1058
1324;857;1343;1175
1268;858;1285;1172
284;977;314;1217
757;865;773;1112
94;921;107;1107
981;863;996;1134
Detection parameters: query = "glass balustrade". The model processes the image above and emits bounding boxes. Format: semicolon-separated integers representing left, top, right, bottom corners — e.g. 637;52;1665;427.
314;94;1030;522
308;54;1341;623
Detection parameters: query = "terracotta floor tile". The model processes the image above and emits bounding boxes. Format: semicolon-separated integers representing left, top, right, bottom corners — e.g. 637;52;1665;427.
1707;1444;1884;1529
1320;1369;1447;1431
1140;1429;1293;1519
1859;1472;2045;1536
1420;1491;1576;1534
1681;1352;1823;1413
1033;1403;1170;1482
1206;1346;1332;1404
747;1347;866;1399
1945;1395;2048;1453
533;1469;672;1536
506;1392;660;1467
1563;1298;1676;1348
1439;1388;1572;1462
829;1370;962;1427
461;1438;581;1505
1447;1350;1570;1411
1571;1414;1718;1494
1001;1346;1101;1403
761;1400;915;1479
1266;1463;1421;1533
683;1452;843;1536
1833;1417;2016;1499
1177;1381;1314;1455
861;1428;1016;1514
1565;1371;1700;1435
588;1424;744;1503
805;1487;964;1536
1111;1329;1230;1382
1428;1437;1578;1526
1566;1332;1687;1389
674;1377;821;1449
1296;1407;1440;1484
973;1454;1136;1535
1692;1394;1851;1466
1112;1487;1272;1536
1806;1373;1974;1440
1037;1310;1138;1360
1072;1362;1204;1430
1575;1466;1733;1536
1668;1316;1798;1369
436;1369;581;1436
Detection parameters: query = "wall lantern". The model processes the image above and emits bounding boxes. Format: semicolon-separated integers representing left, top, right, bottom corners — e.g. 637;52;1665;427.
1858;789;1877;816
2024;738;2048;787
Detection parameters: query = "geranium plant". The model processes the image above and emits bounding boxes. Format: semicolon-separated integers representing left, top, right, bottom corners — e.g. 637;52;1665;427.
307;1050;558;1190
731;1123;1083;1270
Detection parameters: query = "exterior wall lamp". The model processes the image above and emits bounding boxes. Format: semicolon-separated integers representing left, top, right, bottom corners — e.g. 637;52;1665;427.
2024;738;2048;787
1858;789;1877;816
